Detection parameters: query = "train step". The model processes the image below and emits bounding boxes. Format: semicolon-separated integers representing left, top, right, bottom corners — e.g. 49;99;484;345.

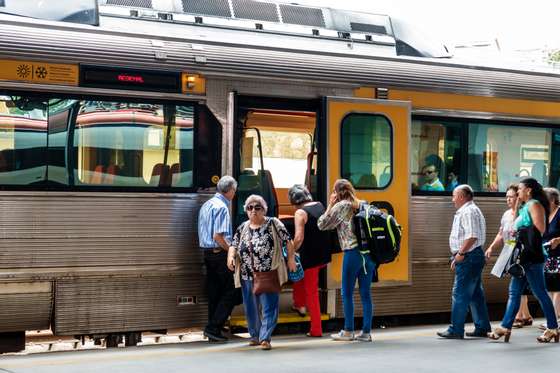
229;312;329;327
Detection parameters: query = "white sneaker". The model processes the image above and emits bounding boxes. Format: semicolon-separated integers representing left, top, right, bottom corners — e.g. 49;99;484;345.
331;330;354;341
355;332;372;342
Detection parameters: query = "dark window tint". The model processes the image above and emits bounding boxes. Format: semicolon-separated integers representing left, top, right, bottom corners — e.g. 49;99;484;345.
0;96;47;185
341;114;392;189
411;119;462;192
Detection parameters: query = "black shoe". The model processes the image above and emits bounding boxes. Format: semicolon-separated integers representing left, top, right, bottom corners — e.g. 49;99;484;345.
204;328;228;343
437;330;464;339
466;329;490;338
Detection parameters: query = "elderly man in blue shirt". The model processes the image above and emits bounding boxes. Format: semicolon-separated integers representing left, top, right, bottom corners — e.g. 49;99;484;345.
198;175;238;342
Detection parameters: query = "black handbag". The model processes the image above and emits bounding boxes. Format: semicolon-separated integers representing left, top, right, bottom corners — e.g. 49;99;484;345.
506;239;525;278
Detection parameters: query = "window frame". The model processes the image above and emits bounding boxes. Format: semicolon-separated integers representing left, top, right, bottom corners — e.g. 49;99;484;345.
0;90;202;193
339;112;394;190
412;114;560;196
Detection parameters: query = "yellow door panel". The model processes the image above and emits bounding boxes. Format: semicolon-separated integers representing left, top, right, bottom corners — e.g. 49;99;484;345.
325;97;411;288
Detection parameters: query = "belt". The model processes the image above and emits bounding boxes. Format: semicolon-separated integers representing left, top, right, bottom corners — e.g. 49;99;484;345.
201;247;224;253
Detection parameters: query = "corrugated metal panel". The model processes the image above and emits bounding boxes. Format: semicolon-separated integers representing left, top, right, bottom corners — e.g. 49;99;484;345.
0;22;559;102
0;192;207;268
410;196;504;259
0;292;52;332
54;275;207;335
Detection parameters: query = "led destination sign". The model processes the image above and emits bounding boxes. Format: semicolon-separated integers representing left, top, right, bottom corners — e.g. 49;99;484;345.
80;66;181;93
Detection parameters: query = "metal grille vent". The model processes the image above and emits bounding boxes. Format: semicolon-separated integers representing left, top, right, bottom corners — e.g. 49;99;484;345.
350;22;387;35
232;0;279;22
106;0;153;8
181;0;232;18
279;4;325;27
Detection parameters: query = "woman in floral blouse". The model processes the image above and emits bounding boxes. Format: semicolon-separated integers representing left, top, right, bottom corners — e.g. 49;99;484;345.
318;179;375;342
227;194;296;350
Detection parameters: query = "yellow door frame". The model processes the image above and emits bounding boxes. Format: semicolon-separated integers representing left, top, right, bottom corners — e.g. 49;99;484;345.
325;97;411;289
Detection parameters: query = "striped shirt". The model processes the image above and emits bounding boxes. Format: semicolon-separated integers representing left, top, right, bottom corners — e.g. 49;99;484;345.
197;193;232;249
449;201;486;254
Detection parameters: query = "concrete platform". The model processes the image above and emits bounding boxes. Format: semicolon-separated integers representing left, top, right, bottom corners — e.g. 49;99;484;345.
0;320;558;373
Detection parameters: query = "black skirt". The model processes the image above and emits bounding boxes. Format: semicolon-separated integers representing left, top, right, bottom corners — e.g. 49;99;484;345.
545;272;560;292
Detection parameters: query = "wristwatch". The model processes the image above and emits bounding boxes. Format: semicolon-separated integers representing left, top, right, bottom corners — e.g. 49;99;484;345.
456;252;465;256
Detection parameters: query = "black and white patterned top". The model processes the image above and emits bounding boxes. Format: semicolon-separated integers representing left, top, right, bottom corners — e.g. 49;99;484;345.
232;217;291;281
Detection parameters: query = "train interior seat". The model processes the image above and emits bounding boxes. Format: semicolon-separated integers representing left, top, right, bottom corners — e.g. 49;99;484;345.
378;166;391;187
150;163;172;187
260;169;278;218
104;164;120;185
90;165;105;184
170;163;180;185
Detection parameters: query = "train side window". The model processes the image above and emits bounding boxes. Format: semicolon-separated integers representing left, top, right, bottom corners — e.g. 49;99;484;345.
0;96;48;185
341;114;392;189
410;119;462;192
71;101;195;189
468;123;557;192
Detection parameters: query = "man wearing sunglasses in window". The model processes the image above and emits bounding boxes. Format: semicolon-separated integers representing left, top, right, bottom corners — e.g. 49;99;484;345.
420;164;445;192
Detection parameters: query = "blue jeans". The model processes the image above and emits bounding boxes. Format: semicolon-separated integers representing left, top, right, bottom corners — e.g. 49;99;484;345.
241;279;279;342
501;262;558;329
448;247;491;335
341;248;375;333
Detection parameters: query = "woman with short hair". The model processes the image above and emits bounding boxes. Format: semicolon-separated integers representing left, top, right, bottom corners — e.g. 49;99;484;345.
227;194;296;350
288;184;332;337
318;179;375;342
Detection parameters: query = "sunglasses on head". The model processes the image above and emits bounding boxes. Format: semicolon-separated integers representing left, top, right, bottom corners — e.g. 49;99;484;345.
246;204;263;211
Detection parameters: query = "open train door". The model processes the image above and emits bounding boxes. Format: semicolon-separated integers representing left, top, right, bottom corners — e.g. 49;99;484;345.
324;97;411;291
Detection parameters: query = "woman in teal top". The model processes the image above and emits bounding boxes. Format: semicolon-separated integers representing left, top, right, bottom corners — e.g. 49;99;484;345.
489;177;559;343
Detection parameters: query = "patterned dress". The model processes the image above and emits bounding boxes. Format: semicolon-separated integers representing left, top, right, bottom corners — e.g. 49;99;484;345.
231;217;291;281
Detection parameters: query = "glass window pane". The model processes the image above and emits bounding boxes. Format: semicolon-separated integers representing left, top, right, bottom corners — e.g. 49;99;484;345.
468;124;553;192
170;105;194;187
411;119;462;192
0;96;47;185
341;114;392;189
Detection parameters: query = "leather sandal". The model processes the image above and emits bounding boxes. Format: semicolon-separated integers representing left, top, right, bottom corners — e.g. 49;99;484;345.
487;327;511;343
537;328;560;343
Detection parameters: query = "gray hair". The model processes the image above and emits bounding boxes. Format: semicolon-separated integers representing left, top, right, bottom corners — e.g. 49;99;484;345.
455;184;474;200
243;194;268;214
288;184;313;205
216;175;237;194
544;187;560;206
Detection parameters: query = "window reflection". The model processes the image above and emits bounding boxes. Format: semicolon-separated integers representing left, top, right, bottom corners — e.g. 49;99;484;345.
72;101;194;188
0;96;47;185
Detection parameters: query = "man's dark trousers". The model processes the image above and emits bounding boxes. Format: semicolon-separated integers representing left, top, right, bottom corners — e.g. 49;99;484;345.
204;250;239;336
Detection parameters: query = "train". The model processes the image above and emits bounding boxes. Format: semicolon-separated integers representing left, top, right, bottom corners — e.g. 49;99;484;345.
0;0;559;353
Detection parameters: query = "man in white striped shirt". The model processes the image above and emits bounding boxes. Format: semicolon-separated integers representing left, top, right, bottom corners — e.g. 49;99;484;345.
437;184;491;339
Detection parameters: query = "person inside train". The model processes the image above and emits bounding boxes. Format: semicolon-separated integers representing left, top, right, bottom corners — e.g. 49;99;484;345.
488;178;559;343
420;164;445;191
197;175;239;343
446;171;459;191
227;194;296;350
318;179;375;342
485;184;534;328
438;184;491;339
288;184;332;337
541;187;560;329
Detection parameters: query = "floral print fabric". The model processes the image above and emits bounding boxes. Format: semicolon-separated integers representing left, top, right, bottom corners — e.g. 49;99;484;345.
231;217;291;281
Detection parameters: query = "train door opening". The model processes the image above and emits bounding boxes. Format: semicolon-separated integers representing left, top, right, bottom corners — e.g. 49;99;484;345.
233;97;322;228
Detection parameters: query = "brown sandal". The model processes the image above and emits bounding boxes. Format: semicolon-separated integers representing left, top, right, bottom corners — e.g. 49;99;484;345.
487;327;511;343
537;329;559;343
